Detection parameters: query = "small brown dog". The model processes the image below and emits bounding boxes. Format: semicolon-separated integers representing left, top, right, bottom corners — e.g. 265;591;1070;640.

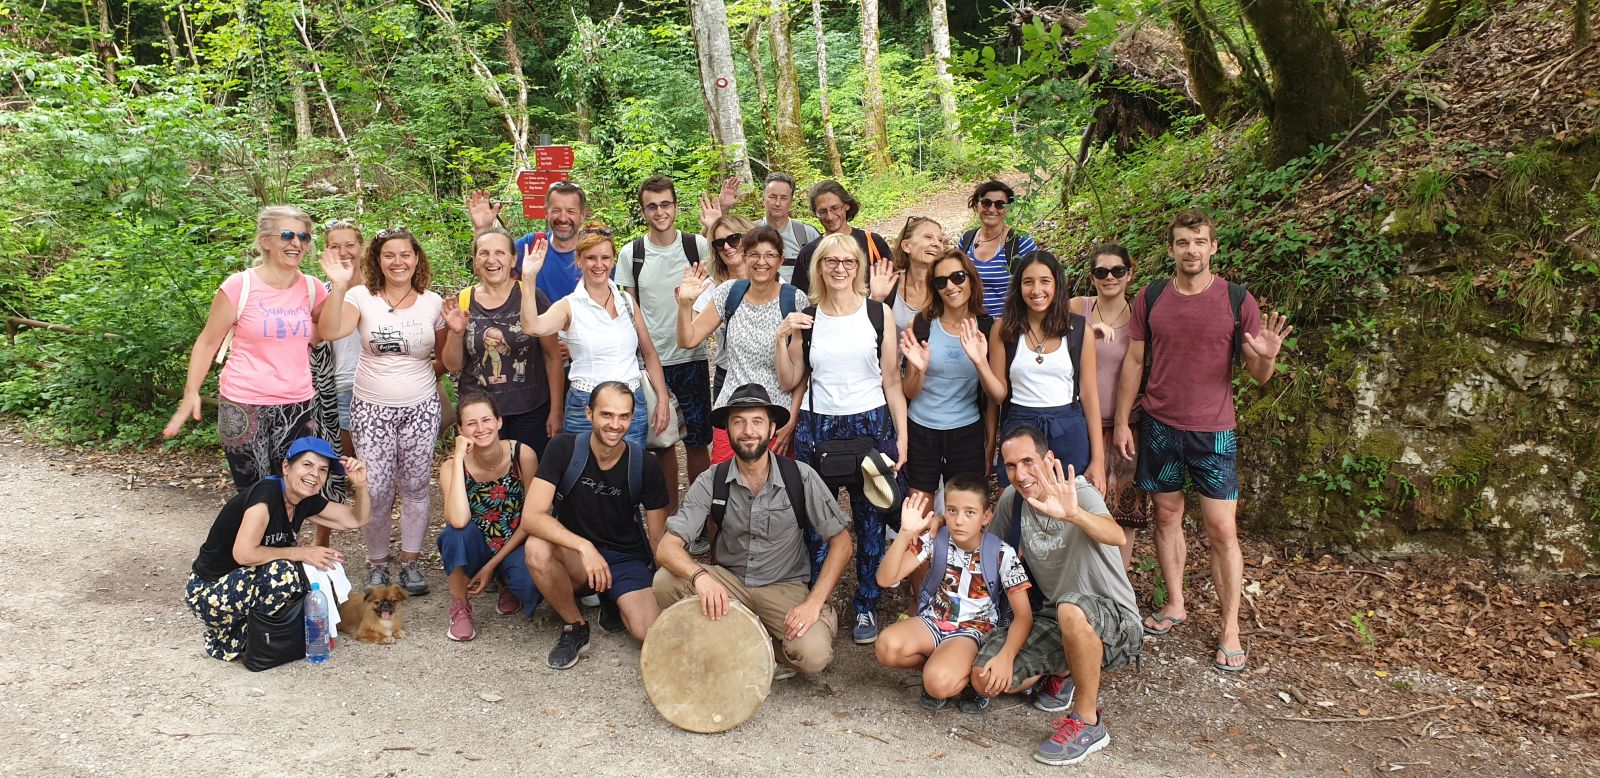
338;585;409;644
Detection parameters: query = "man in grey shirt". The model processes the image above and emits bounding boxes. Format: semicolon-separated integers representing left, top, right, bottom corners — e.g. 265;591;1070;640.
654;384;854;678
752;172;821;282
974;425;1142;767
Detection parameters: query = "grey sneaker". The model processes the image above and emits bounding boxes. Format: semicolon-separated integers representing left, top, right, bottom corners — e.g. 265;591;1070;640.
578;593;601;607
547;622;591;670
1034;710;1110;766
773;662;798;681
958;688;991;715
851;611;879;644
366;562;391;589
919;689;948;710
398;561;429;596
687;530;711;556
1033;674;1076;713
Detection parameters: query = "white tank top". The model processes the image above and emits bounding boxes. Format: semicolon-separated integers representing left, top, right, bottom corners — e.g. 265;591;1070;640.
801;299;887;415
564;281;642;390
1008;333;1075;408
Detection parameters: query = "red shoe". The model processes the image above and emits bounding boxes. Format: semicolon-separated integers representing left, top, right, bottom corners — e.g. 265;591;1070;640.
497;585;520;616
447;600;476;642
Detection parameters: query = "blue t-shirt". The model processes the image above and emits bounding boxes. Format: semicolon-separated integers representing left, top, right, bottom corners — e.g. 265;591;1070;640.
515;232;582;304
908;319;981;430
967;232;1038;317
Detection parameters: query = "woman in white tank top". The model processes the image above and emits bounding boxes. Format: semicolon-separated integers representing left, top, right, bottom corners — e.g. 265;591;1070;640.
979;250;1106;494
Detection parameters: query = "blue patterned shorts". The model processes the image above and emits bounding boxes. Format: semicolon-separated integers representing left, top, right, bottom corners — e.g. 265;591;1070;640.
1134;414;1239;500
660;360;713;447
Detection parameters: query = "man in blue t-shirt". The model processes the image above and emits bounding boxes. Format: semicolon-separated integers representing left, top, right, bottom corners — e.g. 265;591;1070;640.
467;181;588;303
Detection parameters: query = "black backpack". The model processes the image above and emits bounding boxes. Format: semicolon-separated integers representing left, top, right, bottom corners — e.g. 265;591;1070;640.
958;229;1023;271
1138;278;1248;396
627;232;702;301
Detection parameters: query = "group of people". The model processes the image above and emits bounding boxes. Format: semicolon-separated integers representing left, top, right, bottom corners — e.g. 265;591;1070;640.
177;172;1290;767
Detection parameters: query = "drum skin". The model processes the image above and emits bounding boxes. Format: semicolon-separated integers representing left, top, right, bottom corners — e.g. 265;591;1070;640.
640;596;775;733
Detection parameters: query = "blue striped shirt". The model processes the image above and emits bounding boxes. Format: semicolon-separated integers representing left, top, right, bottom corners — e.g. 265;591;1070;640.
966;232;1038;317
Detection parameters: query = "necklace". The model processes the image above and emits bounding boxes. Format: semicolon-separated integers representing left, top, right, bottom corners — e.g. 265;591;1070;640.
382;286;415;313
1025;326;1048;364
1094;298;1130;328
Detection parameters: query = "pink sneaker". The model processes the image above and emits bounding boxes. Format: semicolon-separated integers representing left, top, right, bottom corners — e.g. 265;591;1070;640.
497;586;520;616
447;600;475;642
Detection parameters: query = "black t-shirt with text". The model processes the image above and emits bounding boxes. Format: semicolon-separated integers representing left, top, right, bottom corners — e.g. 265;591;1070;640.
191;477;328;580
534;433;668;562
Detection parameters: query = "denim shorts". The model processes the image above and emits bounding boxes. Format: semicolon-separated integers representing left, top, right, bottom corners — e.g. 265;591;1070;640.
336;388;353;431
563;386;648;448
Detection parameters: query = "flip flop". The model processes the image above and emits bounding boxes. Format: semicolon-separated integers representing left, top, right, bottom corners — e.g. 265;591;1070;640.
1214;644;1248;673
1142;613;1186;636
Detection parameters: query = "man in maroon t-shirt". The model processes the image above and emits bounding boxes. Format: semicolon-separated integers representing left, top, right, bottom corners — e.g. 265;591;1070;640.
1111;209;1292;673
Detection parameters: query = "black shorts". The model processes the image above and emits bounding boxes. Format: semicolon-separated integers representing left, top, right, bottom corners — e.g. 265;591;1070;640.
1135;414;1239;500
903;418;987;494
659;360;713;448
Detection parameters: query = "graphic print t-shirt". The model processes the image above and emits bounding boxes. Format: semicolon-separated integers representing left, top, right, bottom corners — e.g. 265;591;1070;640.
217;270;330;405
346;285;444;407
461;283;551;417
910;531;1031;634
534;434;669;562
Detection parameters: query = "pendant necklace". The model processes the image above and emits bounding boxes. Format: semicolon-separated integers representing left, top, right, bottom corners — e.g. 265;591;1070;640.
383;286;415;313
1027;327;1046;364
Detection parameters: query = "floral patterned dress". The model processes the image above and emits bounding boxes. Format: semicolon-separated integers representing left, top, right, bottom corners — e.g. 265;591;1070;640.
468;440;526;552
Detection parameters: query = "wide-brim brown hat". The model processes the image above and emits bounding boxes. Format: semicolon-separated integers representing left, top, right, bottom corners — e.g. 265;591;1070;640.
710;383;791;430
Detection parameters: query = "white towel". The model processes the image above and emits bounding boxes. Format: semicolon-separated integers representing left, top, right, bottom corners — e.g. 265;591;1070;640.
302;561;353;633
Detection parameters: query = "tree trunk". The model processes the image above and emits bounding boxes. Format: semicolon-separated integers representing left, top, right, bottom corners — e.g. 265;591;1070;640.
177;3;200;68
496;1;532;163
158;13;182;67
1406;0;1461;50
690;0;755;183
291;78;314;144
93;0;117;84
290;0;365;210
419;0;530;168
1238;0;1366;165
769;0;806;172
813;0;845;178
1168;0;1239;124
1576;0;1591;48
859;0;892;172
744;20;771;140
926;0;960;153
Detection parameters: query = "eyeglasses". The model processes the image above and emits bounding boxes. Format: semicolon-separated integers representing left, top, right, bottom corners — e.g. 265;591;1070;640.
1091;265;1131;280
712;233;743;252
375;227;412;240
746;251;781;262
643;200;677;213
279;230;313;243
579;227;614;237
932;270;969;290
821;256;858;270
815;204;846;217
978;198;1010;211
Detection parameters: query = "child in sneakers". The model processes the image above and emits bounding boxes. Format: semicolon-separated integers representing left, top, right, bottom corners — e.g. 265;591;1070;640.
874;473;1033;712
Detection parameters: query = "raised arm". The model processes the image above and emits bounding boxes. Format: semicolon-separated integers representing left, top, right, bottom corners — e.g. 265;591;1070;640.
440;293;470;373
316;248;361;341
307;458;372;532
675;266;721;348
876;493;933;587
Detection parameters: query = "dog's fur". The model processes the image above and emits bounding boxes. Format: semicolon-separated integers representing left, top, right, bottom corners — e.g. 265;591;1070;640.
337;585;409;644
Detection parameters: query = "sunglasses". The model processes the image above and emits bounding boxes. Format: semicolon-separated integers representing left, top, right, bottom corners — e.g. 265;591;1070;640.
821;256;858;270
323;218;357;231
932;270;969;290
1091;265;1131;280
374;227;412;240
712;232;743;252
978;198;1010;210
580;226;614;237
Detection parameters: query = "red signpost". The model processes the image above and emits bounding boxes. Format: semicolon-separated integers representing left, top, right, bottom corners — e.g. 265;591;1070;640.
518;145;574;220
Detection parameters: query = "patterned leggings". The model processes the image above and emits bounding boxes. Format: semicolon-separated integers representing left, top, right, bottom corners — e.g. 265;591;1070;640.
794;405;901;617
184;560;304;661
218;398;315;491
350;393;441;560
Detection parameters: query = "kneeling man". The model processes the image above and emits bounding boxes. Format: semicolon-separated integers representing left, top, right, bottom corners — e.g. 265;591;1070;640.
654;384;854;678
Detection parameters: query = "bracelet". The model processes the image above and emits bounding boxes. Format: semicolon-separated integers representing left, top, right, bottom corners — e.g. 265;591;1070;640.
690;567;709;587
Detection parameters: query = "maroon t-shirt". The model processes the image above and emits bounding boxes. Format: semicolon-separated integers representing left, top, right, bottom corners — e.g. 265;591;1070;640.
1128;278;1261;432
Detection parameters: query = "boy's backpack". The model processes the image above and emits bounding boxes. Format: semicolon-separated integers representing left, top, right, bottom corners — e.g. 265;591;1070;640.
991;488;1047;614
627;232;702;301
910;314;995;417
999;313;1086;421
723;280;802;322
916;526;1011;627
708;454;812;538
958;229;1022;272
1138;278;1248;396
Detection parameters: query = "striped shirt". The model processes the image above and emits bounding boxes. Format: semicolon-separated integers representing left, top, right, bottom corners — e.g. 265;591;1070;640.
965;231;1038;317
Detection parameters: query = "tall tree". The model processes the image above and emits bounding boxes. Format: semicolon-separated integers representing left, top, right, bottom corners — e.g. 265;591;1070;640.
419;0;533;167
769;0;806;172
690;0;755;182
859;0;893;172
812;0;845;178
1168;0;1240;124
926;0;960;153
744;19;772;146
1238;0;1366;165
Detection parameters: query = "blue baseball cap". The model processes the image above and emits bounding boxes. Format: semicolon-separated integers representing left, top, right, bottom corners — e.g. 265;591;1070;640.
284;437;345;474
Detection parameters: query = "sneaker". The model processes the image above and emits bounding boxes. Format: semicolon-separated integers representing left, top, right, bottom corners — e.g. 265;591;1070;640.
687;530;711;556
958;688;991;715
598;596;624;633
447;600;475;642
578;593;601;608
773;662;798;682
919;689;948;711
851;612;879;644
1033;674;1076;713
547;621;591;670
398;561;429;596
365;563;391;589
1034;710;1110;766
496;586;520;616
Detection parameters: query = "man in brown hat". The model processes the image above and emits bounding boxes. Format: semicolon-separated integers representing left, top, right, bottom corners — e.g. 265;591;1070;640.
654;383;855;678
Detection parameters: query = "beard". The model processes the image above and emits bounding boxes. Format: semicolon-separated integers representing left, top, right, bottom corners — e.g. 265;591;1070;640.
732;436;768;462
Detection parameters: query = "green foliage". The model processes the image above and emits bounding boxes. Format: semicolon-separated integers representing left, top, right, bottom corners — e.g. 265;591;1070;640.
1350;610;1376;648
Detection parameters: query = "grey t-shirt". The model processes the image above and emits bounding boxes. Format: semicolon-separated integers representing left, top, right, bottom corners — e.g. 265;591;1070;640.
992;479;1140;620
755;217;821;282
668;453;848;587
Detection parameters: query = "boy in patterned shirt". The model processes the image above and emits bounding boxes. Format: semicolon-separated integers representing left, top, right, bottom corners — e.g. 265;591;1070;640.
874;473;1033;713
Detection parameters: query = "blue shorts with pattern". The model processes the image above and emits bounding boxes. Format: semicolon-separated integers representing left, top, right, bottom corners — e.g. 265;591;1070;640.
1135;414;1239;500
659;360;713;448
794;404;902;617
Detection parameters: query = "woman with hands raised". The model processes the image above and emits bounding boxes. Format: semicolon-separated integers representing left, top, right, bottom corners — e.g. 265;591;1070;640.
515;224;669;447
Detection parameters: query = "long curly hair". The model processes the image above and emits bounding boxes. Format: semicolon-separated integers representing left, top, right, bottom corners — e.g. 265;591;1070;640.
914;248;986;333
362;228;432;294
998;249;1075;346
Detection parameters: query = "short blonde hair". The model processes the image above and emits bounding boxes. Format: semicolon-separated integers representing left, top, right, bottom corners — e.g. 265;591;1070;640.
806;232;867;304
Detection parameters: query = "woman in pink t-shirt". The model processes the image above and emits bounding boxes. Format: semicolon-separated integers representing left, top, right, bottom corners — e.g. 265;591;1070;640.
164;205;330;489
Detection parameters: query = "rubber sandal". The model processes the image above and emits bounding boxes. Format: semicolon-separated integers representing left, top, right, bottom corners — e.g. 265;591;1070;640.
1142;613;1186;636
1214;644;1248;673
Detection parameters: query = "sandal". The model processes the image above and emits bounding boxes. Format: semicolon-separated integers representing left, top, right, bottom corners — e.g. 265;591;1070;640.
1214;644;1248;673
1142;613;1186;636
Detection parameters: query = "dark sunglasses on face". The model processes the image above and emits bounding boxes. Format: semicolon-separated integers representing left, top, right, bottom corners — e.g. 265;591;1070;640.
978;198;1010;210
279;230;313;243
1091;265;1131;280
932;270;969;290
712;233;744;252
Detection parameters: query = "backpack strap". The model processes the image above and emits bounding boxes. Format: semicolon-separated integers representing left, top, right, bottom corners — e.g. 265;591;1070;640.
303;274;318;313
1227;281;1247;365
863;231;883;266
1067;313;1086;405
916;526;952;615
457;287;473;312
867;299;886;353
1138;279;1170;398
911;315;931;345
557;433;591;504
215;269;254;365
629;237;648;301
800;304;818;376
625;440;643;505
778;284;800;317
979;530;1009;625
709;460;732;526
723;279;752;322
958;229;978;253
681;231;701;267
774;454;811;535
788;220;805;250
1004;231;1023;272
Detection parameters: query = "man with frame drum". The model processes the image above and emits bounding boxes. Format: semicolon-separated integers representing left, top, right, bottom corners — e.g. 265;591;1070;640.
653;384;855;679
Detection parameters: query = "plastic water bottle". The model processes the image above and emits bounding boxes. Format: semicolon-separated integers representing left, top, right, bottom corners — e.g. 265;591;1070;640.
305;582;330;664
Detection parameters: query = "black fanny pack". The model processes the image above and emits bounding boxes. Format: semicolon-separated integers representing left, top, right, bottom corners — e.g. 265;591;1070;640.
812;437;875;488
